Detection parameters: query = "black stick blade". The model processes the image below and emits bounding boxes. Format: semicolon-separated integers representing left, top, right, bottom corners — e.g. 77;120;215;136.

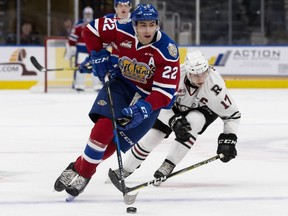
30;56;45;72
108;168;124;192
108;169;138;205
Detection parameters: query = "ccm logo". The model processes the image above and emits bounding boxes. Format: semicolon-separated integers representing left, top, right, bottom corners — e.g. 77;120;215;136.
92;56;109;63
219;139;236;145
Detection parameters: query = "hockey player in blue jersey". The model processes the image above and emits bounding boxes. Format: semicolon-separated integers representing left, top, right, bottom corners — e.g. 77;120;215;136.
65;6;101;91
105;0;132;19
104;0;133;65
54;4;180;198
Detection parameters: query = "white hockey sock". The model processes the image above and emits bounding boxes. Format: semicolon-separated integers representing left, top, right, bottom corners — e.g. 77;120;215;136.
166;136;196;165
123;128;166;173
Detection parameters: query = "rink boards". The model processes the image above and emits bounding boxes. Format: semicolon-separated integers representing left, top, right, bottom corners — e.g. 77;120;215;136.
1;45;288;89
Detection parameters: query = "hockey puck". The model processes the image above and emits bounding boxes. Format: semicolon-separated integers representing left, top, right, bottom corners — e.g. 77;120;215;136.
126;207;137;214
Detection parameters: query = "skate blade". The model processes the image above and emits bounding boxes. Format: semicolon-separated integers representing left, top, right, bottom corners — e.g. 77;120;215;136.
66;194;76;202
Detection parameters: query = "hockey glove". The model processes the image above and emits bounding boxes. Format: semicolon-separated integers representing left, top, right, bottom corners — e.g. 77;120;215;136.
117;99;153;131
217;133;237;163
79;56;92;74
169;114;192;143
90;49;114;82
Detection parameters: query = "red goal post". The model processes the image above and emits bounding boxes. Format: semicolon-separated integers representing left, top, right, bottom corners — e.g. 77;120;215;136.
31;36;94;93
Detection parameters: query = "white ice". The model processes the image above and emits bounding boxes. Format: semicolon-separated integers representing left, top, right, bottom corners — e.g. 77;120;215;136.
0;89;288;216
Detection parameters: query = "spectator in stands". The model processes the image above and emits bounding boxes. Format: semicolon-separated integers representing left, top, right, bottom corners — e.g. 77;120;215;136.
60;19;73;37
6;22;40;45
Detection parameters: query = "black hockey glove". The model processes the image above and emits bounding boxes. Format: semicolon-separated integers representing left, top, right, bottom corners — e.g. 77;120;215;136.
169;114;192;142
217;133;237;163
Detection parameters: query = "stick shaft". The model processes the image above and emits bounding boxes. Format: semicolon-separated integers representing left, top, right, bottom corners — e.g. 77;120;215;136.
104;76;138;205
30;56;78;72
125;154;223;193
104;76;126;194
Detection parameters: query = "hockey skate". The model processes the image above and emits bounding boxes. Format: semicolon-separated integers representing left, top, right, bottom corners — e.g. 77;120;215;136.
54;162;78;192
65;175;91;197
153;159;175;186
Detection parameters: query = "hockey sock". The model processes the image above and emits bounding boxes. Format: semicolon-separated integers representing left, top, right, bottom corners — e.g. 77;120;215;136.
74;117;114;178
123;128;166;173
166;110;205;165
102;141;116;160
166;137;196;165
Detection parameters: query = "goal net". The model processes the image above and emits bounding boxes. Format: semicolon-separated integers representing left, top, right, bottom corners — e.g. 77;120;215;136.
30;36;95;93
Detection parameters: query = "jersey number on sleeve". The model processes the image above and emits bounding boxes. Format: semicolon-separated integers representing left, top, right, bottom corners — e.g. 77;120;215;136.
221;94;232;109
162;66;178;79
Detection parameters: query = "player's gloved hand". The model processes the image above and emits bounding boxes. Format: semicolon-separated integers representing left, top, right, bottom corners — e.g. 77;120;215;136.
117;99;153;131
90;49;114;82
169;114;192;142
217;133;237;162
79;56;92;73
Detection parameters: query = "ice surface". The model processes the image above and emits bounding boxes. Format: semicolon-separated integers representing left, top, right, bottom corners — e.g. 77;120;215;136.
0;89;288;216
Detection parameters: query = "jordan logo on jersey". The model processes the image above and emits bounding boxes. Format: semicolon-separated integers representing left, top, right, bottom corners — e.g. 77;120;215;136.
119;56;155;84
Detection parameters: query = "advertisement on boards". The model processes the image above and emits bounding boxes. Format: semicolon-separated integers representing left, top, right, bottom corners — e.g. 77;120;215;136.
188;46;288;76
0;47;43;88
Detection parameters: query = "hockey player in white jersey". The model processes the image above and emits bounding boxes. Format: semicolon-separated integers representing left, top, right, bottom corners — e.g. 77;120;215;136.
111;50;241;180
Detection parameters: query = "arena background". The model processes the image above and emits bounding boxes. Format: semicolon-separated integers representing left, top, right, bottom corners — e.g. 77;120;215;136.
0;0;288;89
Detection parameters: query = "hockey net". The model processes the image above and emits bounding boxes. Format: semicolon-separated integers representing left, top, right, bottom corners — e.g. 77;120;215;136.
30;36;95;93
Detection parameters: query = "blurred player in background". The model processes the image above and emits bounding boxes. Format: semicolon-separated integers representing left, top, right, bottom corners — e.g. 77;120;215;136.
104;0;133;65
105;0;132;19
64;6;101;92
111;50;241;182
54;4;180;198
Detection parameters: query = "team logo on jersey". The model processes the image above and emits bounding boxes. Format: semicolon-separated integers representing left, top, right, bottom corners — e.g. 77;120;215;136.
167;43;178;58
120;40;132;49
119;56;155;84
97;100;107;106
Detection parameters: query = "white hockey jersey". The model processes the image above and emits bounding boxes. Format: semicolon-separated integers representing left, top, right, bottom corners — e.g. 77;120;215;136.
159;64;241;134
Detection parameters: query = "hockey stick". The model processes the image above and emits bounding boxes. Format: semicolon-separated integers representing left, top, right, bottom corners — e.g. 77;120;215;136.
30;56;80;72
109;153;224;194
104;75;138;205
